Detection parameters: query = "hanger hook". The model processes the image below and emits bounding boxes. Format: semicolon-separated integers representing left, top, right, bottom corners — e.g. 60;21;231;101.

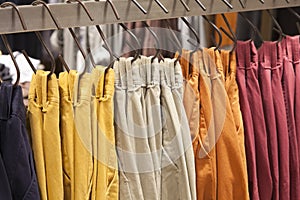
32;0;61;29
266;9;283;42
66;0;94;21
221;0;233;9
119;23;141;62
34;31;56;77
202;15;222;50
179;0;190;11
239;12;264;43
130;0;147;14
288;7;300;20
239;0;245;8
154;0;169;13
1;35;20;87
95;25;116;64
181;17;200;53
195;0;206;11
221;13;236;40
95;0;120;19
142;21;161;62
219;13;237;51
0;2;27;30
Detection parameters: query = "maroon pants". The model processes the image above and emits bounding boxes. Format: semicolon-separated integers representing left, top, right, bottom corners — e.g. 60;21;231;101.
258;41;279;200
269;42;290;200
281;36;300;200
236;40;273;200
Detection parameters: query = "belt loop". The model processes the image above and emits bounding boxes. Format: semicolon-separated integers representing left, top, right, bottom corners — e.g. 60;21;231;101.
126;57;134;91
35;70;49;112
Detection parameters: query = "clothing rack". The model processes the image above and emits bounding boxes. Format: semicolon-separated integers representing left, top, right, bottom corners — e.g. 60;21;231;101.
0;0;299;35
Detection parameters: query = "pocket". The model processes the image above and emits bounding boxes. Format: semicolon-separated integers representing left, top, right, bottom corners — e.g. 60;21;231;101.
161;147;180;200
63;172;71;200
119;171;133;200
105;167;118;199
22;154;40;200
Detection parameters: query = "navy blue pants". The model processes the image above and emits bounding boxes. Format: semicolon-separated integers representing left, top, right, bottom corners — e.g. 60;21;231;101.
0;83;40;200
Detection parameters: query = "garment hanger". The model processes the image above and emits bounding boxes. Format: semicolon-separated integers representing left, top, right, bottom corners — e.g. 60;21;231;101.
180;17;200;54
238;12;264;44
202;16;222;51
0;2;27;30
73;0;119;68
288;7;300;21
0;35;20;87
154;0;169;13
35;31;56;77
287;8;300;34
119;23;142;63
67;0;94;20
221;0;233;9
66;0;96;75
218;14;237;74
195;0;206;11
131;0;147;14
95;0;120;20
179;0;190;11
266;9;283;43
96;25;117;68
0;1;56;77
29;0;70;74
0;2;24;86
163;19;182;63
219;13;237;52
141;21;162;62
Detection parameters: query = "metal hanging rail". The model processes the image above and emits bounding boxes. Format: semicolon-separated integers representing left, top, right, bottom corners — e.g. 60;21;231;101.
0;0;299;34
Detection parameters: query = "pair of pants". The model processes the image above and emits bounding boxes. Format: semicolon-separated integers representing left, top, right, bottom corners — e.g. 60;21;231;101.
90;66;119;200
258;42;280;200
28;70;64;200
0;83;40;200
220;50;247;170
59;70;94;200
160;58;196;200
199;48;249;200
281;36;300;200
179;49;200;141
114;57;159;200
114;56;196;199
0;153;11;200
236;40;272;200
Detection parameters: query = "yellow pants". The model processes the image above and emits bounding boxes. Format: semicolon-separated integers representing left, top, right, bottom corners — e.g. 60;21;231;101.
59;70;94;200
90;66;119;200
28;70;64;200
